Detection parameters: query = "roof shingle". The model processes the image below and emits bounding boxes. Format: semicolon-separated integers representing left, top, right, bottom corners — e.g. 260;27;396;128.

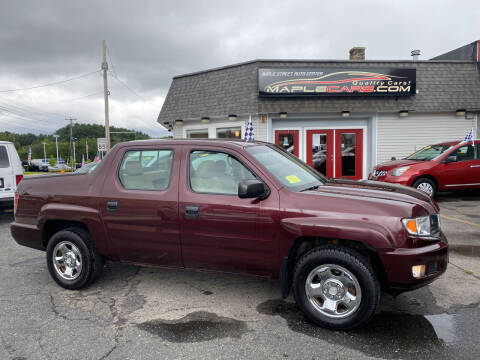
158;60;480;123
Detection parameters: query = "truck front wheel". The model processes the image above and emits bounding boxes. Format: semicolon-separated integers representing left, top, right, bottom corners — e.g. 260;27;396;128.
292;247;380;330
46;227;104;290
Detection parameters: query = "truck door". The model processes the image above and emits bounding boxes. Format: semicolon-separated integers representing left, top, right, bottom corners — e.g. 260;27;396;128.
178;146;279;277
100;145;182;266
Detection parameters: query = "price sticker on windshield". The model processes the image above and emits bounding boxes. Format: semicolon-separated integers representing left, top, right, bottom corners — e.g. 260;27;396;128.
285;175;301;184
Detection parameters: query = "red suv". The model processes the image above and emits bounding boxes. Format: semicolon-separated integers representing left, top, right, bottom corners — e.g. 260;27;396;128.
369;140;480;197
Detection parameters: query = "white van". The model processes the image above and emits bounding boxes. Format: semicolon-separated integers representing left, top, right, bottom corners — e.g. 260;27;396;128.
0;141;24;207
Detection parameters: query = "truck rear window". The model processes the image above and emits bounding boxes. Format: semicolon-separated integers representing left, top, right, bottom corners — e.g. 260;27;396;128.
118;149;173;191
0;146;9;168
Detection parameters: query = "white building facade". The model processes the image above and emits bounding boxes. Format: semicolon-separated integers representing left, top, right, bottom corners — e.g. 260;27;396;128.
159;43;480;180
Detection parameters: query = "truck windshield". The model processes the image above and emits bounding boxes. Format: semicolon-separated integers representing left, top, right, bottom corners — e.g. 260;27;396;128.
406;145;452;161
246;145;325;191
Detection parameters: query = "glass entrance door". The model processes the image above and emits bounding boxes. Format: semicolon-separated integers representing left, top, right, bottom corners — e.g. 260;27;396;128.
335;129;363;180
306;129;334;177
275;130;299;157
306;128;363;180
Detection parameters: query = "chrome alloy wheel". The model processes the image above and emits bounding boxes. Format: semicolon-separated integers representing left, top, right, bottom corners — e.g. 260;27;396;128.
305;264;362;319
416;182;434;196
52;241;83;280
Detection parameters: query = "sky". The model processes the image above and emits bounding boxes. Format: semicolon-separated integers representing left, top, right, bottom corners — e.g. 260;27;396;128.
0;0;478;137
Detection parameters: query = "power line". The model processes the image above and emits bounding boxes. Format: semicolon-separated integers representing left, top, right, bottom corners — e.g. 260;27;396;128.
110;72;161;109
106;46;118;78
0;70;101;93
108;91;160;130
63;91;103;103
0;104;65;126
105;46;161;109
0;106;63;126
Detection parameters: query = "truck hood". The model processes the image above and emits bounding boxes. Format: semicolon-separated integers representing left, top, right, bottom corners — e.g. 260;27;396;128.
312;178;439;212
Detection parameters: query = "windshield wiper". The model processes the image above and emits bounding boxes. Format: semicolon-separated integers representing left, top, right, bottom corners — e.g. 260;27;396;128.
300;185;321;192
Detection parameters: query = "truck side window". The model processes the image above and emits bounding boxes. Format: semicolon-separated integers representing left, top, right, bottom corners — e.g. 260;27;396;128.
189;150;256;195
119;149;173;190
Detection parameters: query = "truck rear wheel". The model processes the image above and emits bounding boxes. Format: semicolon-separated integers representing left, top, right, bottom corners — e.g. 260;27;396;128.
292;247;380;330
46;227;104;290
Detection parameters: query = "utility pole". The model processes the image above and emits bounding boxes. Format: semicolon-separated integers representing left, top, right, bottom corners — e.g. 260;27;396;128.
102;40;111;152
65;117;76;170
53;135;59;164
42;142;47;164
73;138;76;168
85;139;89;161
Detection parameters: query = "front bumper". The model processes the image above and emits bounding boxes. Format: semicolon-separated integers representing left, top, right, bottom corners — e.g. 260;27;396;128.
368;173;412;186
378;233;448;291
0;196;14;206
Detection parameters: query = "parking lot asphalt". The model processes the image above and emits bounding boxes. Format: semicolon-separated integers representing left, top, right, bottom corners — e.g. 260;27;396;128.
1;192;480;360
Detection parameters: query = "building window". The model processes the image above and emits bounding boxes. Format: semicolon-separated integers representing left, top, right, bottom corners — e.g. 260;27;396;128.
186;129;208;138
216;127;241;139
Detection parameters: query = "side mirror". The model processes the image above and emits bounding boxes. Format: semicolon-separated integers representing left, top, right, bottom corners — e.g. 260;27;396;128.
238;180;269;199
442;155;457;164
391;156;397;161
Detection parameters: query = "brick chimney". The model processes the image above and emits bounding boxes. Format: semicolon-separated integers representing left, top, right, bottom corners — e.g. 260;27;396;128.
349;47;365;61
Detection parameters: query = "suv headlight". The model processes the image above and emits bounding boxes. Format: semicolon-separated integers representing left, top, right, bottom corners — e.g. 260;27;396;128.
402;214;441;236
391;166;410;176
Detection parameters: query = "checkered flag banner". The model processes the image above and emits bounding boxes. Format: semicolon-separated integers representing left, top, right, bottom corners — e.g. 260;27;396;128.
244;115;255;141
463;128;475;144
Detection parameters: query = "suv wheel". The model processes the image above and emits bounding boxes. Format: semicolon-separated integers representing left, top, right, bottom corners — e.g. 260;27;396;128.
46;227;104;290
293;247;380;330
412;177;436;197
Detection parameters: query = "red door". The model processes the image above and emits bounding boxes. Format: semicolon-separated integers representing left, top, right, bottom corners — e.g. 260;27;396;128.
335;129;363;180
437;143;479;189
275;130;299;157
306;129;334;177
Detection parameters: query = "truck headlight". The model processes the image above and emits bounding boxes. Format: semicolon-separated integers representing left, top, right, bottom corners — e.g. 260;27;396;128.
402;214;441;236
391;166;410;176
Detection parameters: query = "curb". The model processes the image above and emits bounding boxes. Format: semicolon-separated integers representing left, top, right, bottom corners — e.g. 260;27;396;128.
449;244;480;257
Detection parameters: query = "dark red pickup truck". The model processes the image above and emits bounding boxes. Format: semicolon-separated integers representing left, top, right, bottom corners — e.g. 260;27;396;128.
11;139;448;329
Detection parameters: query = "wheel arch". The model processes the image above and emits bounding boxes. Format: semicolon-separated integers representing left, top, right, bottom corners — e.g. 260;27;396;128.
411;174;438;190
280;236;388;299
42;220;90;248
38;203;110;257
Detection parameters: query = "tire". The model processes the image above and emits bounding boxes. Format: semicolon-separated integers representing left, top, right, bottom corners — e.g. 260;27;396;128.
412;177;437;197
46;227;104;290
292;246;380;330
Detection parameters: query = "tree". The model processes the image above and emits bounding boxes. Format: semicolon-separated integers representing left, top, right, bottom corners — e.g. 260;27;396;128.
0;123;152;161
49;155;56;166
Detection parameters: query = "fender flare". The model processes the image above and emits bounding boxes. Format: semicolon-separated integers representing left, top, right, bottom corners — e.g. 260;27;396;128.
38;203;109;255
278;216;395;298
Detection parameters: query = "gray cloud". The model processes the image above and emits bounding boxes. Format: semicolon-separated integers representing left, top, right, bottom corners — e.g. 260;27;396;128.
0;0;478;136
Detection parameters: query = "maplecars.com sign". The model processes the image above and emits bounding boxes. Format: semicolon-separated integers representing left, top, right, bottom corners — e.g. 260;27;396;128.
258;68;416;97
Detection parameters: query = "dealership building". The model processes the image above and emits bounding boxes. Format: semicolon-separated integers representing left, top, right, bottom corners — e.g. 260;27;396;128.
158;41;480;180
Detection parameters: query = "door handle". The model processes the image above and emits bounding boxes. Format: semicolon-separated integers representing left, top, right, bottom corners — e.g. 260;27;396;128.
470;165;480;168
106;200;118;213
185;205;199;219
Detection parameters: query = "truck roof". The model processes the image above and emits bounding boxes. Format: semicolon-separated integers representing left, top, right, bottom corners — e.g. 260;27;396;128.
120;138;270;149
